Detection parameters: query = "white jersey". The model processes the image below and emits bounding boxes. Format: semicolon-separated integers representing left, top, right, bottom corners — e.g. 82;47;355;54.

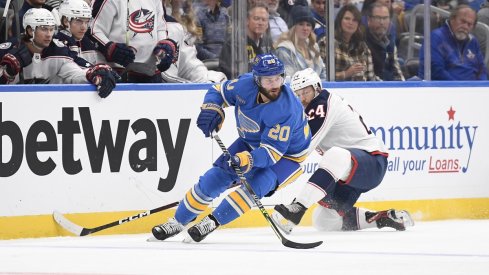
0;40;88;84
306;90;388;156
163;21;226;83
90;0;168;75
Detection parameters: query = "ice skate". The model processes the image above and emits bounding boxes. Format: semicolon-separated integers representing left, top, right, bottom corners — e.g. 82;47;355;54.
272;201;307;234
186;215;219;242
152;217;185;240
366;209;414;231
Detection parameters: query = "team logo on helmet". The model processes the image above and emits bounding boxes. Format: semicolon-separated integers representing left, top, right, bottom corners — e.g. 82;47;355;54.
129;8;155;36
0;42;11;49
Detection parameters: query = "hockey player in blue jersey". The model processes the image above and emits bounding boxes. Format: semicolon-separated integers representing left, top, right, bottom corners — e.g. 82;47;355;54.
272;68;414;233
152;53;311;242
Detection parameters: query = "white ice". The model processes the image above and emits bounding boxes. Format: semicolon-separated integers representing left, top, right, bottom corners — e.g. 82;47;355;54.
1;220;488;275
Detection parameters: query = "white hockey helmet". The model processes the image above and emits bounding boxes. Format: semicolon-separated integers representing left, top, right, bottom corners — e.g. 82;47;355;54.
58;0;92;22
23;8;56;31
290;68;322;93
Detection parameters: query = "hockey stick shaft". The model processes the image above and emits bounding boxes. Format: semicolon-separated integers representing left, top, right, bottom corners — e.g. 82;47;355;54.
213;134;322;249
2;0;11;19
54;201;179;236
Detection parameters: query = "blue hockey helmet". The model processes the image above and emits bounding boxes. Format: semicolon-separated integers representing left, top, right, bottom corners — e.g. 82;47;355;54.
251;53;285;88
252;53;285;77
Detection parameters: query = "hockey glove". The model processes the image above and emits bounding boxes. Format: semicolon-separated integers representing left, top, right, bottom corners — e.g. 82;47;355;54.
0;44;32;78
196;103;225;137
86;64;117;98
153;38;178;72
225;151;253;174
105;42;135;67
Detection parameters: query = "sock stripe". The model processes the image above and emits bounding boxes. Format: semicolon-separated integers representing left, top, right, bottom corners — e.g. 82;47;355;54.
227;189;252;214
183;187;211;214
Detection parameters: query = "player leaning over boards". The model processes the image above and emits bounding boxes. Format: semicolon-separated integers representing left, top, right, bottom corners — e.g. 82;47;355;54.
152;53;311;242
272;68;414;233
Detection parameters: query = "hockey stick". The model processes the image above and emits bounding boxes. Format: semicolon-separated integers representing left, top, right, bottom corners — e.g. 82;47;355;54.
53;201;179;236
213;134;323;249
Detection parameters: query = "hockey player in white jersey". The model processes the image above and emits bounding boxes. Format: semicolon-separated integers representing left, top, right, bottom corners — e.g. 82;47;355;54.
0;8;117;98
272;68;414;233
53;0;99;68
90;0;178;83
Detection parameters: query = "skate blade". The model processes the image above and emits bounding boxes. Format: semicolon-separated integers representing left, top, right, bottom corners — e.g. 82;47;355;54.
397;210;415;227
182;231;195;243
147;236;161;242
271;211;295;235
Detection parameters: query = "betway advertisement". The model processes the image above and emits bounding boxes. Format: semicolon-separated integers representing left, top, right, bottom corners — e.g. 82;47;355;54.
1;85;488;216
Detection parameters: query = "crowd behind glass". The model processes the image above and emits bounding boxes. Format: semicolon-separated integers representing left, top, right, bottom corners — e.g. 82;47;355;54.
1;0;488;85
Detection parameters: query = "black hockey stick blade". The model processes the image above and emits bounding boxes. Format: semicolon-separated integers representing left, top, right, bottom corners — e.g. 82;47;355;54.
262;208;323;249
282;239;323;249
53;201;179;236
213;134;323;249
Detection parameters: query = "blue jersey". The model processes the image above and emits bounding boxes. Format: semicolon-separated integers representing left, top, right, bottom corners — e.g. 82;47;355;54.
204;73;311;168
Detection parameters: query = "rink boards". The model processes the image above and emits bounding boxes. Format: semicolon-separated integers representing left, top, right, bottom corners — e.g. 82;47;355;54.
1;81;488;239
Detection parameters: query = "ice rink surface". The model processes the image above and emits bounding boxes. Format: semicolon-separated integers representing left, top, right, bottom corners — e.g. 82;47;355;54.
0;220;488;275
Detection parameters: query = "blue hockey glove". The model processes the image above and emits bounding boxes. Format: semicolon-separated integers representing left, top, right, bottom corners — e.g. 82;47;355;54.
224;151;253;174
105;42;135;67
153;38;178;72
86;64;117;98
196;103;225;137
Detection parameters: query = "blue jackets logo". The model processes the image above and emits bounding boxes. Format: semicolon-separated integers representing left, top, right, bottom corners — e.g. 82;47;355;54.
129;8;155;35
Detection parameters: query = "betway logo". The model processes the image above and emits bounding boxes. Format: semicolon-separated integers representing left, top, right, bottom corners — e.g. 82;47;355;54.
0;103;190;192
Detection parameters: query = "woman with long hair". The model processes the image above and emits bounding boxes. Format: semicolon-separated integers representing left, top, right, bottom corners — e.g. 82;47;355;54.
335;4;376;81
274;5;326;80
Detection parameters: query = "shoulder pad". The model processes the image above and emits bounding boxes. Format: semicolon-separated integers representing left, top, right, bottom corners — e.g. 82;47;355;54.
52;38;67;48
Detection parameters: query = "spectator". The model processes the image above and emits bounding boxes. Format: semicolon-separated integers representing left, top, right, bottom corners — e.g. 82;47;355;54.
277;0;308;25
335;4;377;81
274;5;327;80
0;8;116;98
365;3;405;80
218;3;273;79
418;4;487;80
53;0;98;68
194;0;231;60
266;0;289;42
89;0;177;83
362;0;398;46
310;0;329;66
311;0;327;41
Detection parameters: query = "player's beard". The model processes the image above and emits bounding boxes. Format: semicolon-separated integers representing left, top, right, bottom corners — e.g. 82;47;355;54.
259;86;282;101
